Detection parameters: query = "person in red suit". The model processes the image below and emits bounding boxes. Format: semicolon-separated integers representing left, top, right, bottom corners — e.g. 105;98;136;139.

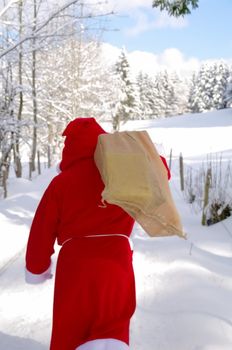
25;117;170;350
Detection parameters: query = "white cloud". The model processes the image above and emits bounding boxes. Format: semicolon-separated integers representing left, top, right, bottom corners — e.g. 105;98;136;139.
153;11;188;29
128;50;160;74
129;48;200;76
94;0;152;13
125;10;188;37
101;43;200;76
158;48;187;68
125;10;152;37
89;0;188;36
157;48;200;74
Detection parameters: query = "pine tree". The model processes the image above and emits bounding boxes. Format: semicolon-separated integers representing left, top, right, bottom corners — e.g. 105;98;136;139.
152;71;168;118
170;72;190;115
152;70;185;118
212;61;230;109
187;72;198;112
223;74;232;108
164;71;181;117
113;49;138;130
136;72;156;119
189;61;229;113
191;63;214;112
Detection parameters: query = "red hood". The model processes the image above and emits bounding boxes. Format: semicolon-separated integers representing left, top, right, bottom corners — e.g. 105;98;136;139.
60;118;107;171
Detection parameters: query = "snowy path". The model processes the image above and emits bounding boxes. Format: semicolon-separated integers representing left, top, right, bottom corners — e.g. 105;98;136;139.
1;165;232;349
0;168;57;349
1;106;232;349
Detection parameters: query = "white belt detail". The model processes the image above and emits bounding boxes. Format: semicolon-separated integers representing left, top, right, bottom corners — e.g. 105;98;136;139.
62;234;133;250
84;234;133;250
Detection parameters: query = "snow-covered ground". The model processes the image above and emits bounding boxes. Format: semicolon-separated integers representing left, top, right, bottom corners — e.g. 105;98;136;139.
0;109;232;350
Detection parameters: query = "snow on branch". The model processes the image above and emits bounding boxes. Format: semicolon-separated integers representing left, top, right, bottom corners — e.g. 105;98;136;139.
0;0;20;19
0;0;113;59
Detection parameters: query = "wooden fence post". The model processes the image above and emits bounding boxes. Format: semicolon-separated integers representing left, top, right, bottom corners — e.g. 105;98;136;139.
201;168;211;225
179;153;184;191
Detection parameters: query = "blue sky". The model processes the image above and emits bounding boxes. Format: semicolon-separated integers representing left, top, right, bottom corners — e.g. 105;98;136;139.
102;0;231;61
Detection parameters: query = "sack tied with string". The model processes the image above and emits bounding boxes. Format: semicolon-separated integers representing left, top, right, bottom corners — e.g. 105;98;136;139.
94;130;185;239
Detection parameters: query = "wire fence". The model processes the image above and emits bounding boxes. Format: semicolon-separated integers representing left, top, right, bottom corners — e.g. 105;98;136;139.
170;150;232;226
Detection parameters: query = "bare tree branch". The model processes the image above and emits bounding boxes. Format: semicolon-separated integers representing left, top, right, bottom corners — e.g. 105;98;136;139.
0;0;20;19
0;0;80;58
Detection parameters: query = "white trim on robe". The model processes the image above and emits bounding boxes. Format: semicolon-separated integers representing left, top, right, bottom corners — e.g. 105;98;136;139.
75;338;129;350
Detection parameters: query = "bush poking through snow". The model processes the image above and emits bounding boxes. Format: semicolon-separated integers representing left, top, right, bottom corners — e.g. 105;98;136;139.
183;154;232;225
207;201;232;226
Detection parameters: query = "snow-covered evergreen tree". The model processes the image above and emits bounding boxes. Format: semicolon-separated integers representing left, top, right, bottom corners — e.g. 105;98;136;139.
222;65;232;108
136;70;190;119
136;72;156;119
151;70;188;118
187;72;198;112
169;72;190;115
189;61;229;113
223;76;232;108
189;63;214;112
212;61;230;109
112;49;138;130
151;71;168;118
163;71;178;117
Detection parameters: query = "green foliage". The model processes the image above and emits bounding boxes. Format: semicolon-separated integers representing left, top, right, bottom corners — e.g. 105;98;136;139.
152;0;199;17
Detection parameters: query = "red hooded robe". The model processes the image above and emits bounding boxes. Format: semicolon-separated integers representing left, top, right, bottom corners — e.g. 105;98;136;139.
26;118;136;350
26;117;171;350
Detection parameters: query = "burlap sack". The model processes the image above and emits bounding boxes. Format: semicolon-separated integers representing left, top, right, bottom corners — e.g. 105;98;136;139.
94;130;185;239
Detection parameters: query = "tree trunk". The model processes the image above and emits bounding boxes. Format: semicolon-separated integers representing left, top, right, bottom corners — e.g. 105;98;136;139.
31;0;38;172
14;0;23;178
112;114;120;131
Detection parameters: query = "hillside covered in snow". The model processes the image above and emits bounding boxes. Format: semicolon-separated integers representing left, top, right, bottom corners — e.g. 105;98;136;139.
0;108;232;350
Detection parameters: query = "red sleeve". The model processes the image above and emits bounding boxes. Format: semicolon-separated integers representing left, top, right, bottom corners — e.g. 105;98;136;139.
25;179;59;274
160;155;171;180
